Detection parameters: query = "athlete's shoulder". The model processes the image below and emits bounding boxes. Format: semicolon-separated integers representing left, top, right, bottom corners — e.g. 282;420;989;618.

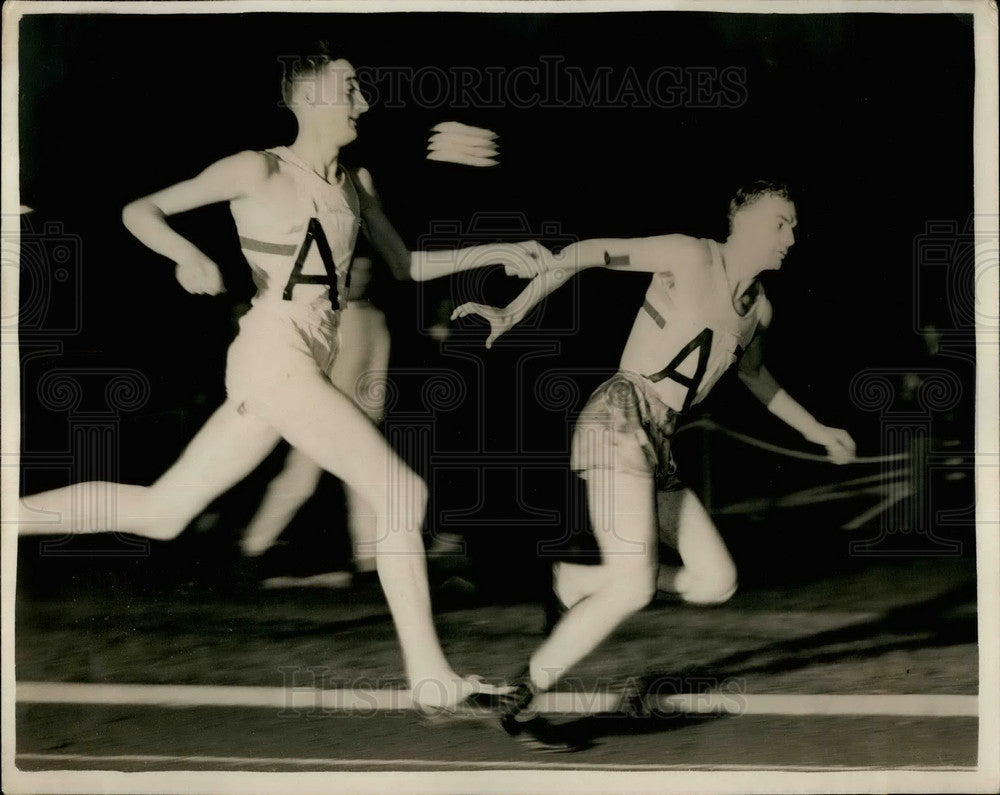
345;165;380;210
221;149;278;173
182;150;280;205
215;150;284;189
350;165;375;191
694;237;719;268
667;236;714;277
641;233;710;261
633;234;711;274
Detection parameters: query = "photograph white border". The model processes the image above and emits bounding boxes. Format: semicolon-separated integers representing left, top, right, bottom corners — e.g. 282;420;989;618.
2;1;997;793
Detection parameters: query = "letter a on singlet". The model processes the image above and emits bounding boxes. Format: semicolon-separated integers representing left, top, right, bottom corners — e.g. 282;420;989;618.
646;327;713;411
282;218;340;306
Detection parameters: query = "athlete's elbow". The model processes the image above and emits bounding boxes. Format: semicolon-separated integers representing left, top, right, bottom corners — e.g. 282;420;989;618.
121;198;157;233
121;201;140;231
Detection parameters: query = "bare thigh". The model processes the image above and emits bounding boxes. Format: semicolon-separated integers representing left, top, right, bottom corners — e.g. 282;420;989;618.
151;400;283;508
243;367;416;516
330;306;391;423
17;401;283;539
585;468;659;582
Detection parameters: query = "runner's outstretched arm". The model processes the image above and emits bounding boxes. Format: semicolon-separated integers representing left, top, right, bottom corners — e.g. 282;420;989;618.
738;329;856;464
450;234;706;347
352;167;549;282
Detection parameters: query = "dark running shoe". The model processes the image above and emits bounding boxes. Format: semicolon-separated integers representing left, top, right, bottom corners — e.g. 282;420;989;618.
507;714;588;753
499;677;538;733
499;675;587;753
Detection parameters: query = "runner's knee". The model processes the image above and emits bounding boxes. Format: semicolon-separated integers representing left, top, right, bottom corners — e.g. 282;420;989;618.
144;481;216;538
677;563;738;605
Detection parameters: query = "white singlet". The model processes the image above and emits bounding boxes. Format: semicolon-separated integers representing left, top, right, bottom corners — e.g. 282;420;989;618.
618;239;768;413
224;147;363;410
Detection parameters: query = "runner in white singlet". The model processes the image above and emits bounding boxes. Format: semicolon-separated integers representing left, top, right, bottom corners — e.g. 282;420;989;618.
19;44;546;711
453;181;856;749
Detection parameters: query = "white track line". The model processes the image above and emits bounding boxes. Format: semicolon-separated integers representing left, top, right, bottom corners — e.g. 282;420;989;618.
16;682;978;717
12;753;979;772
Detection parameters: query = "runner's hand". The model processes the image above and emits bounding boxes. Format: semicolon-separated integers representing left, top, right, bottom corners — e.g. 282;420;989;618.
451;302;520;349
499;241;556;279
806;426;856;464
175;253;225;295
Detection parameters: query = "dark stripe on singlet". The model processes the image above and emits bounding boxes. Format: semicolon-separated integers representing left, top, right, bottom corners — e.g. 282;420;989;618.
239;236;299;256
642;299;666;329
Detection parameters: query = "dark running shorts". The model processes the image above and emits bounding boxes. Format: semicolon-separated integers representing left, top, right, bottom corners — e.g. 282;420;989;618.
569;370;683;492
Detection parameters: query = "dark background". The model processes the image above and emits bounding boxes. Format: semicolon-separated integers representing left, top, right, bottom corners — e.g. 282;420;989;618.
17;11;977;595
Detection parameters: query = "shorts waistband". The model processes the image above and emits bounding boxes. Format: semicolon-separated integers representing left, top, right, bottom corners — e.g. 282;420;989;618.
614;369;679;417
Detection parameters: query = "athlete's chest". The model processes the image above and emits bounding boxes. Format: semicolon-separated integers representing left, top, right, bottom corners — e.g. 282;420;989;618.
230;154;363;305
620;265;762;412
650;268;759;347
242;168;360;238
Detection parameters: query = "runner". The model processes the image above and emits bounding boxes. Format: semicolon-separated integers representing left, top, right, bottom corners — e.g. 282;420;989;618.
453;180;856;747
19;43;544;710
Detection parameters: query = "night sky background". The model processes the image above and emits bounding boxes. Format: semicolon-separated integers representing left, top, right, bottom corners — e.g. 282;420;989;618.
16;11;977;592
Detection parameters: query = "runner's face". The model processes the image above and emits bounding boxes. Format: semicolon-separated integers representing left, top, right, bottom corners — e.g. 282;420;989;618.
309;59;369;145
733;195;797;271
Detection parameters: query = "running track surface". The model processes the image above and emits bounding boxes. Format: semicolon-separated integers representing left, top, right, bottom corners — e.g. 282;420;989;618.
13;556;981;773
